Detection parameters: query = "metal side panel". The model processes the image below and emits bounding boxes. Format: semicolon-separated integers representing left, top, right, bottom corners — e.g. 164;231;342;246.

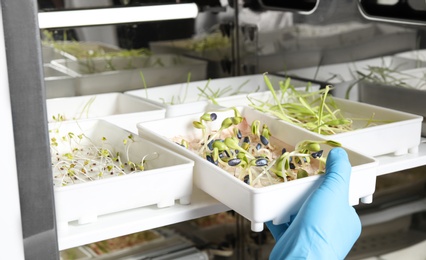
0;4;25;260
0;0;59;259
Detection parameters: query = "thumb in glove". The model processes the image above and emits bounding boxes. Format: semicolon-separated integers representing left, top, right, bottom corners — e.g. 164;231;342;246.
266;147;362;259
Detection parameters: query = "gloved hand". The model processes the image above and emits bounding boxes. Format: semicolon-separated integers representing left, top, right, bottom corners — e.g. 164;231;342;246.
266;147;361;260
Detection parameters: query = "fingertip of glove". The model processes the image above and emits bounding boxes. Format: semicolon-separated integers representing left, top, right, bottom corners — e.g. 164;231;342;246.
325;147;351;184
327;147;350;167
328;147;348;159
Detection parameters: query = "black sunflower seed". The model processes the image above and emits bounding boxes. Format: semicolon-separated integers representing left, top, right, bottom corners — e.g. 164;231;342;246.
255;158;268;167
260;135;269;145
228;158;242;166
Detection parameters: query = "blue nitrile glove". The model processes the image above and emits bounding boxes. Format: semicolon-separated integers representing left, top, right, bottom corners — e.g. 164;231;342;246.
266;147;361;260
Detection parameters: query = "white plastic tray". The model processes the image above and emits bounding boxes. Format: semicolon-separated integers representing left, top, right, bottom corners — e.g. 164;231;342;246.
278;22;376;51
378;240;426;260
50;120;194;230
149;36;233;61
284;55;416;101
393;49;426;68
50;54;208;95
358;67;426;136
125;74;288;118
46;92;166;132
242;92;422;157
43;41;121;61
42;44;66;63
137;106;378;232
302;98;422;156
44;64;77;98
150;35;238;79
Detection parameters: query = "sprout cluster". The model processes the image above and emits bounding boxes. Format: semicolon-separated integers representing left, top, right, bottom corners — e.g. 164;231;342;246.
178;108;341;187
50;129;157;186
187;32;231;52
356;65;426;90
248;73;387;135
249;74;354;135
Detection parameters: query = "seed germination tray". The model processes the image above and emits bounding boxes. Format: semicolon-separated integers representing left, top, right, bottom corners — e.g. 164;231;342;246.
46;92;166;132
280;97;422;157
49;120;194;231
359;67;426;137
125;74;287;118
50;54;207;95
238;86;422;157
43;64;77;99
137;106;378;232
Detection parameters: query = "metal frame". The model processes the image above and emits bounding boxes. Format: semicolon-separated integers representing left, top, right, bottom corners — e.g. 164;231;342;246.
1;0;59;259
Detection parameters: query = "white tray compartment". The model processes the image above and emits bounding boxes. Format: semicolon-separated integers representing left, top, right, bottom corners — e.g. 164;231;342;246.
51;120;194;230
330;99;422;156
44;64;77;98
42;44;66;63
284;55;416;101
277;22;376;51
125;74;287;118
51;54;207;95
137;107;377;232
244;92;422;157
393;49;426;68
149;36;232;60
43;41;121;61
358;67;426;136
46;92;166;132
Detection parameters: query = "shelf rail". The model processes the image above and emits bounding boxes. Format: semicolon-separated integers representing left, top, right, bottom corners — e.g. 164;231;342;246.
38;3;198;29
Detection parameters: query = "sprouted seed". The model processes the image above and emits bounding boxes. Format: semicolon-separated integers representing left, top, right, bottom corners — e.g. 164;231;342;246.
175;107;341;187
49;127;158;187
52;114;66;122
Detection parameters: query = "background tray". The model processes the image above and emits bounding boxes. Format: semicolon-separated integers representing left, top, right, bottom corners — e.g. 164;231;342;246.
358;67;426;136
125;74;287;118
46;92;166;133
233;90;422;156
51;54;208;95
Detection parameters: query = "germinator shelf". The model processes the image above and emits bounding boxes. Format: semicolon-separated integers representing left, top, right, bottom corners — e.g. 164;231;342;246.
58;187;229;250
58;139;426;250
